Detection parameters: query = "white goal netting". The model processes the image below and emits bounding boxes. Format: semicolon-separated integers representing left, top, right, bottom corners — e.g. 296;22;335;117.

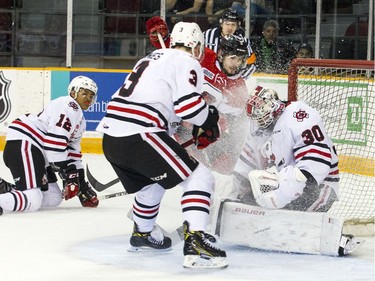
288;59;374;224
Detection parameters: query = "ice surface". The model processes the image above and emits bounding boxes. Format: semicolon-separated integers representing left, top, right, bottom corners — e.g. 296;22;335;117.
0;153;373;281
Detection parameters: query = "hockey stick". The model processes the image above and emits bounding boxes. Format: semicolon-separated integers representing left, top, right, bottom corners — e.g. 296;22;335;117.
87;137;195;192
86;164;120;192
97;191;128;201
157;32;166;49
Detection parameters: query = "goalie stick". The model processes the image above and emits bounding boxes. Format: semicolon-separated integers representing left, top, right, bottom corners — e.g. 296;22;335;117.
87;137;196;192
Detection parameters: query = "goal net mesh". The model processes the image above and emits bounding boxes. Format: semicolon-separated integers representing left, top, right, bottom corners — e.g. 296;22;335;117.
288;59;374;222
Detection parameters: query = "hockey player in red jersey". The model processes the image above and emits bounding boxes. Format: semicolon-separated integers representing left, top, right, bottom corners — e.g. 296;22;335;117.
197;34;250;174
146;16;251;174
97;22;227;269
0;76;99;215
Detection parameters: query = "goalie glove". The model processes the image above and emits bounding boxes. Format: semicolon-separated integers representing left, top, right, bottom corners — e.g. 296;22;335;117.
192;105;220;149
145;16;170;49
249;166;307;209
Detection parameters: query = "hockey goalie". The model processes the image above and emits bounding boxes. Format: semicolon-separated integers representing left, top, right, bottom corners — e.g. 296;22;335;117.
210;85;363;257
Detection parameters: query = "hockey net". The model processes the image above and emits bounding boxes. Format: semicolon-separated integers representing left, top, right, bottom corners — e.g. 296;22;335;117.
288;59;375;233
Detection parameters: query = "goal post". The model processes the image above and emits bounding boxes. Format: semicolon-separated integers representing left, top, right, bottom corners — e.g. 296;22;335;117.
287;58;374;229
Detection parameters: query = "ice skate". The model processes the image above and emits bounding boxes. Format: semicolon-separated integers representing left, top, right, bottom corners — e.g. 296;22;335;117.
183;221;228;269
128;223;172;252
0;178;13;194
338;234;364;256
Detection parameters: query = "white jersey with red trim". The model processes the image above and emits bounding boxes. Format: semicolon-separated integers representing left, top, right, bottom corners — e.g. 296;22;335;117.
6;96;85;166
271;101;339;193
233;121;271;178
97;48;209;137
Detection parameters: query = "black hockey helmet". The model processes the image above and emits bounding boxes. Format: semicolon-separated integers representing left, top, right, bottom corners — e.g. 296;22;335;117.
220;8;242;25
220;34;249;58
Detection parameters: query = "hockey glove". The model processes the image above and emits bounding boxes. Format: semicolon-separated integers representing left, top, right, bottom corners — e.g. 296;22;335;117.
192;105;220;149
249;166;307;209
78;182;99;208
145;16;170;49
59;165;83;200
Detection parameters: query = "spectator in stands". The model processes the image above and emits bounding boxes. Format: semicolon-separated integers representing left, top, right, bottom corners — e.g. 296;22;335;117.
174;0;213;17
170;0;234;27
169;0;217;26
153;0;202;26
296;43;313;58
230;0;270;18
252;19;296;74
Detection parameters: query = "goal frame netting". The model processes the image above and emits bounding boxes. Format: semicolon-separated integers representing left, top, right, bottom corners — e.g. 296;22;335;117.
287;58;374;234
288;59;374;101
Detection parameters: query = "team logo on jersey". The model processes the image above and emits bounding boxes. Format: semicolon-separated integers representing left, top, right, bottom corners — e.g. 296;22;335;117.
69;101;79;111
0;71;12;123
293;109;309;122
214;73;227;87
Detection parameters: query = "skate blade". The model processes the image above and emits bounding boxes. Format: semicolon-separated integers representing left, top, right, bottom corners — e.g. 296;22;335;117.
183;255;228;269
127;245;172;253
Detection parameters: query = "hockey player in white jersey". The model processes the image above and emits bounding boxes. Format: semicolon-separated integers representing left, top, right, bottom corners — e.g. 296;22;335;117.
97;22;227;269
213;85;361;257
0;76;99;214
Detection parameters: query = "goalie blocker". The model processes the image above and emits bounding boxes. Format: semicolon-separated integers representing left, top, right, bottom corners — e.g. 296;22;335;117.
215;201;362;256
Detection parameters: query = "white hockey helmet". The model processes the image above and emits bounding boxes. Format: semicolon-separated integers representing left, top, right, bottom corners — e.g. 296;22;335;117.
68;76;98;104
246;86;285;128
170;21;204;61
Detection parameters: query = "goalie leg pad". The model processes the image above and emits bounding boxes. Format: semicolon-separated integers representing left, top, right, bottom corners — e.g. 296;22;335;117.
217;201;345;256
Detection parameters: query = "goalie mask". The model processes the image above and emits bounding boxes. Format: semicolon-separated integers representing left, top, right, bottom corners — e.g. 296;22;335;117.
170;21;204;61
246;86;285;128
68;76;98;105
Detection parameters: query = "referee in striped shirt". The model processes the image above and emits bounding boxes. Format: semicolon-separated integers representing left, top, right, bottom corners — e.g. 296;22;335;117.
204;8;256;79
